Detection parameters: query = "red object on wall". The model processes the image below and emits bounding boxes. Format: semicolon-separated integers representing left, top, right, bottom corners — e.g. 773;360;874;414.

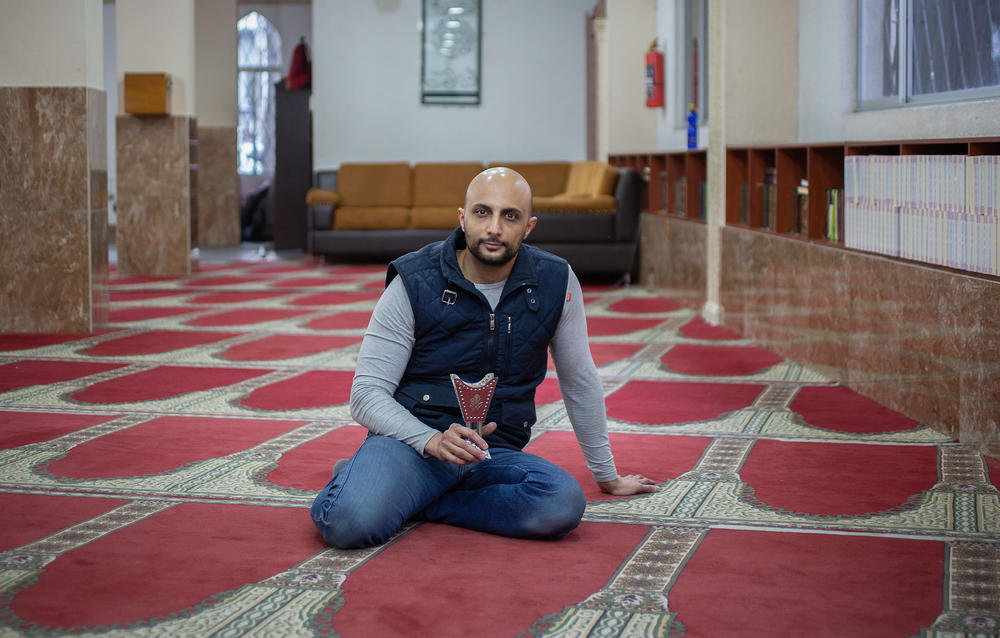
645;48;664;108
286;37;311;90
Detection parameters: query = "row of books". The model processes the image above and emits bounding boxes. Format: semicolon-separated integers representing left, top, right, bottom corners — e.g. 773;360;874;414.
738;169;810;235
826;188;844;243
844;155;999;276
847;204;999;272
899;207;999;271
761;168;777;231
669;177;707;219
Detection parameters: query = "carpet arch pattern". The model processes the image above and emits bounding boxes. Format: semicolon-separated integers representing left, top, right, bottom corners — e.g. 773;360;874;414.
0;259;997;637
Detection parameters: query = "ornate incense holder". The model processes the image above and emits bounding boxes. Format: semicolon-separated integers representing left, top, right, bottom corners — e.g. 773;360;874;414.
450;373;498;459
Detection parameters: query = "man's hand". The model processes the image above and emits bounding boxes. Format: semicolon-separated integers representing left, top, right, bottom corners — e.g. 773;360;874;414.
597;474;659;496
425;422;497;465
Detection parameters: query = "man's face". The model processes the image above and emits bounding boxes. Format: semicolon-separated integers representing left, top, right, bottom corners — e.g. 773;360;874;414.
460;172;536;267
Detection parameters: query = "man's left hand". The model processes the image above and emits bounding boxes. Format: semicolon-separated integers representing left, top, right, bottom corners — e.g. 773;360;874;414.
597;474;659;496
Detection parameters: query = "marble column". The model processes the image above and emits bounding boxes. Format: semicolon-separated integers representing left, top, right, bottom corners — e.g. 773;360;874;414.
194;0;239;248
114;0;198;275
0;1;108;333
116;115;196;274
702;0;726;325
196;126;240;246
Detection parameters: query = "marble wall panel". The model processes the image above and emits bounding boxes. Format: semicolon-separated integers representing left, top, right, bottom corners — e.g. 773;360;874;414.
90;204;109;326
190;119;198;250
639;214;706;296
0;87;88;214
88;88;109;326
196;126;240;247
116;115;193;275
719;226;1000;457
0;86;107;333
0;208;93;332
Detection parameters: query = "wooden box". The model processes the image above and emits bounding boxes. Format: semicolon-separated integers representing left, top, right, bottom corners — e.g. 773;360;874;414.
124;73;171;115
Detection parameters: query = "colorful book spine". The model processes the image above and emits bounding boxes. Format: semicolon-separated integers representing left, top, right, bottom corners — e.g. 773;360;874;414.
844;153;999;276
965;155;1000;275
826;188;843;242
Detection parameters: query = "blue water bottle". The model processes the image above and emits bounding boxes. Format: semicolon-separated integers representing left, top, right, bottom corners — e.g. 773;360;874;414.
687;104;697;149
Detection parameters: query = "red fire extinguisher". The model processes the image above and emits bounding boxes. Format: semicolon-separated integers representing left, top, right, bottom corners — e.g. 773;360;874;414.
645;40;664;108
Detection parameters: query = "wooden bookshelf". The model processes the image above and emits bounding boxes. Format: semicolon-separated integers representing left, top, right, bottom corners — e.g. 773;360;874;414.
726;144;843;240
726;137;999;244
805;145;844;240
615;138;999;272
609;149;708;221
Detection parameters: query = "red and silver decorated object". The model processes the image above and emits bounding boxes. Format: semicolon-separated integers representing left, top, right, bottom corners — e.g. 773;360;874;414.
450;373;497;436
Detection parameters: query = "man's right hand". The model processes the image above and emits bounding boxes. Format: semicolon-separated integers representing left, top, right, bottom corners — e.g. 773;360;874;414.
426;422;497;465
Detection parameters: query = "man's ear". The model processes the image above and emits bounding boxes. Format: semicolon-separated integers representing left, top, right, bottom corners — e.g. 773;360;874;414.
523;216;538;239
457;207;465;232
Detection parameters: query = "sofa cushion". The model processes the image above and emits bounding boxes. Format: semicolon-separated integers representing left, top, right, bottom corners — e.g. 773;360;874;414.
410;206;461;230
333;206;411;230
305;188;341;206
337;162;412;207
565;161;618;197
487;162;570;197
412;162;483;207
532;194;617;213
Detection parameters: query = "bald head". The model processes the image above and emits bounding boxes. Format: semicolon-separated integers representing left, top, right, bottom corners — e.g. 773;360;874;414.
464;167;533;214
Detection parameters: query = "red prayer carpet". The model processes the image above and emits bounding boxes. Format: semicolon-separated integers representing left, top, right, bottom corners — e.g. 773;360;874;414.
0;257;995;637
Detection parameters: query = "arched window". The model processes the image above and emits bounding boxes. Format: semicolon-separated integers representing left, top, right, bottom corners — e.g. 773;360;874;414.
237;11;282;176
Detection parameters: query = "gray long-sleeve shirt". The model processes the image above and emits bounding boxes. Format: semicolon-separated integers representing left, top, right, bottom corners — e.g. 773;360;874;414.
348;267;619;483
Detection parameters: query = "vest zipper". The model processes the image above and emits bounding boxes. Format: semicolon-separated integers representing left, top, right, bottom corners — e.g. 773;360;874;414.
487;312;496;373
504;316;512;377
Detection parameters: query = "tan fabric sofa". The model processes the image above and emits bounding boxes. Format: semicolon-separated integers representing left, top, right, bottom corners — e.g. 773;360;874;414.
306;160;641;278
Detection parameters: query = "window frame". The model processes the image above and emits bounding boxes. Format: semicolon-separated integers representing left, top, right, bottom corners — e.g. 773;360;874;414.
678;0;708;127
856;0;1000;111
237;11;283;177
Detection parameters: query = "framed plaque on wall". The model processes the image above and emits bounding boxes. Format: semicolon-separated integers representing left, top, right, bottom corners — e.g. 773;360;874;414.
420;0;482;105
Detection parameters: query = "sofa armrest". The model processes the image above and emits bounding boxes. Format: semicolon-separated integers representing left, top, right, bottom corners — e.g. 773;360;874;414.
307;171;340;232
612;168;641;242
308;203;335;230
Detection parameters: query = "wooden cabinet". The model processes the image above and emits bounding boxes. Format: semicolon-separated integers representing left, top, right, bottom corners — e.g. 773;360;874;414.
271;83;313;251
124;73;171;115
609;150;707;220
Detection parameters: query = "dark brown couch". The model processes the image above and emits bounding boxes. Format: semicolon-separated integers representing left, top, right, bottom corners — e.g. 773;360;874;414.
305;161;641;279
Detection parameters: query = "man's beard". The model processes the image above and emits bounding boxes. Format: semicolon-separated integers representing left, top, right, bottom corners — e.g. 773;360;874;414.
469;236;518;266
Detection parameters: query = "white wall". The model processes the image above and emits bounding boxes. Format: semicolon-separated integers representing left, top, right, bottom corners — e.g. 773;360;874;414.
0;0;103;88
652;0;800;151
312;0;594;169
798;0;1000;142
197;0;238;127
723;0;798;146
606;0;658;154
653;0;687;150
116;0;196;115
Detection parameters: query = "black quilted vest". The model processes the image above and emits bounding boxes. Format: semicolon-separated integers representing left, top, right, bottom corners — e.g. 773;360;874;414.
387;227;568;451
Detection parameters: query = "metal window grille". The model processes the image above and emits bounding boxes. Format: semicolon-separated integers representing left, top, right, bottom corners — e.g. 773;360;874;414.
858;0;1000;109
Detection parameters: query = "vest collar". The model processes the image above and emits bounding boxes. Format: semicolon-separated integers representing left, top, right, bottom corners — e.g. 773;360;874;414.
442;227;539;298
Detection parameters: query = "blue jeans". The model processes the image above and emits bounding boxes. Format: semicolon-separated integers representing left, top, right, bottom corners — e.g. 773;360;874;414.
310;434;587;549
